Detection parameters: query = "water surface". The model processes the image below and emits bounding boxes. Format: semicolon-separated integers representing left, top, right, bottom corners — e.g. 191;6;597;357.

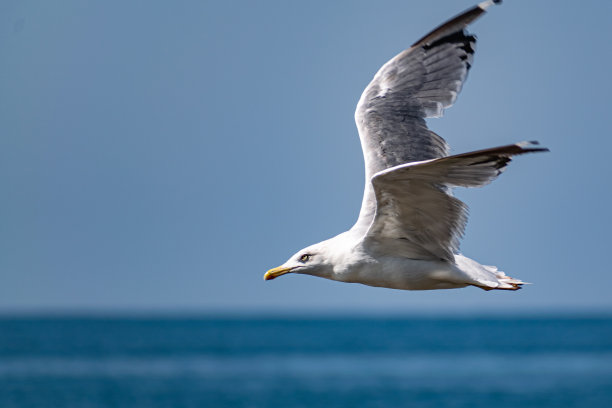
1;316;610;407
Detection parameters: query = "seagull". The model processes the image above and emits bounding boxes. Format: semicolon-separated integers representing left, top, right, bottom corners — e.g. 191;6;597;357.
264;0;547;291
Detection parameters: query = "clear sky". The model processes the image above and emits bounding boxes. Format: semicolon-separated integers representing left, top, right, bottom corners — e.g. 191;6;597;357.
1;0;611;314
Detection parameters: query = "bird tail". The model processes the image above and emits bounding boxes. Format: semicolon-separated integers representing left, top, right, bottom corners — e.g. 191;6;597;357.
454;254;527;291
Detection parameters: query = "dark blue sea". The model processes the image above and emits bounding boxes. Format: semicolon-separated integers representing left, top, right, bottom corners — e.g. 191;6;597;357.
1;316;611;408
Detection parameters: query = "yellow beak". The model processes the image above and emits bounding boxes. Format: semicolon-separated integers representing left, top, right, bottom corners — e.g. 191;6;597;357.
264;265;294;281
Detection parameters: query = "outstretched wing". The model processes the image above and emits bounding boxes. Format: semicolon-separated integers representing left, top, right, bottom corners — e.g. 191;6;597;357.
365;142;548;262
353;0;500;233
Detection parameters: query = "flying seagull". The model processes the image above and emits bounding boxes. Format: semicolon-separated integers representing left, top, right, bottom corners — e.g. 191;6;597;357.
264;0;547;291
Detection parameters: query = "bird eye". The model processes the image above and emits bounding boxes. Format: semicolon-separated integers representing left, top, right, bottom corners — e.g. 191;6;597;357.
299;254;310;263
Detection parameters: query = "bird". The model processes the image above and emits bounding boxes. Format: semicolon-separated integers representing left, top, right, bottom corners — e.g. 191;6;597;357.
264;0;547;291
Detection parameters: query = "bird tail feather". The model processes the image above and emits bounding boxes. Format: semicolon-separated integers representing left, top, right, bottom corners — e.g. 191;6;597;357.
454;254;526;291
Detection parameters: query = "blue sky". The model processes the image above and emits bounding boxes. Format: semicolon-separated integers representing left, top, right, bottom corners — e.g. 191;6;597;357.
1;0;611;314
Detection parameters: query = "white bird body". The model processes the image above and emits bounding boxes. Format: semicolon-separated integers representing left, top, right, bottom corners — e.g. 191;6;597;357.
265;0;546;291
288;230;524;291
336;253;468;291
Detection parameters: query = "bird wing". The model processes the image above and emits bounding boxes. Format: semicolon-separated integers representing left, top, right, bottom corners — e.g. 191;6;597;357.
364;142;548;261
352;1;499;233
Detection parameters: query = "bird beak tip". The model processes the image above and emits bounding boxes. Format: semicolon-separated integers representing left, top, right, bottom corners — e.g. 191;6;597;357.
263;266;293;281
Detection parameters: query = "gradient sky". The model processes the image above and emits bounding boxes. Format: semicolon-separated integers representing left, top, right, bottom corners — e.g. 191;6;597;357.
1;0;611;314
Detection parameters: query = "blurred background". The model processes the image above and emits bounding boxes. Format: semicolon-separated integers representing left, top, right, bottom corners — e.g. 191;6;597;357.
1;0;611;407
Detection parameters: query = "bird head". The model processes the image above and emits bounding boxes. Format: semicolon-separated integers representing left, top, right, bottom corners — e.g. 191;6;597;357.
264;243;333;281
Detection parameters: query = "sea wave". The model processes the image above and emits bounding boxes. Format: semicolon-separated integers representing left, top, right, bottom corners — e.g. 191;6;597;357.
1;352;611;379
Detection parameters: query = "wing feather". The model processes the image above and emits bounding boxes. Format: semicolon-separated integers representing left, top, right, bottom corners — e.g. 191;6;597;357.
353;2;498;233
365;142;548;261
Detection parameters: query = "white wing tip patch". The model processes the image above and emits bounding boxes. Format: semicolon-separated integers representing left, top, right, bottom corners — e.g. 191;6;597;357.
478;0;502;11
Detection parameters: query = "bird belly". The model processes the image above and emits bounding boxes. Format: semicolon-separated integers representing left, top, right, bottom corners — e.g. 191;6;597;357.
341;257;469;290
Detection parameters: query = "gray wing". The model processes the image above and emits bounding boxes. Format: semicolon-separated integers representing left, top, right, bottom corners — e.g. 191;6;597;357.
365;143;548;262
352;1;500;233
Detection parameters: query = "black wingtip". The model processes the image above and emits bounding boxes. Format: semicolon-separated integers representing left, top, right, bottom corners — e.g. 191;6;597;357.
526;147;550;153
519;141;550;154
521;147;550;154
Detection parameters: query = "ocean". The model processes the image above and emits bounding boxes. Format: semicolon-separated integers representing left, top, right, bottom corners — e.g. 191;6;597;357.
0;316;611;407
